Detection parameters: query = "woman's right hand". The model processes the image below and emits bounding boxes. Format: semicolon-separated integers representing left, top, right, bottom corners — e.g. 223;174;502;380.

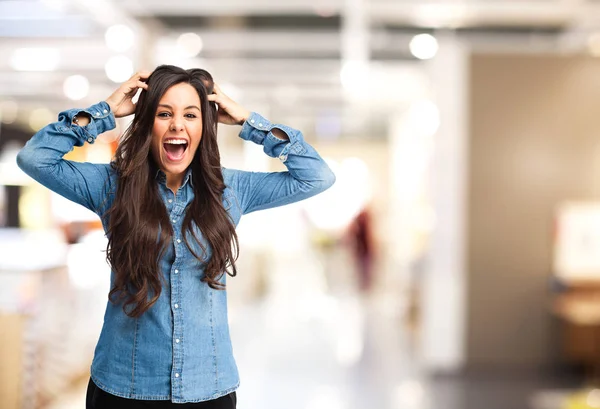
105;71;151;118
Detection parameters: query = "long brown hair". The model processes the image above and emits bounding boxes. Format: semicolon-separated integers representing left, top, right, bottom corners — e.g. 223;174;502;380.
105;65;239;318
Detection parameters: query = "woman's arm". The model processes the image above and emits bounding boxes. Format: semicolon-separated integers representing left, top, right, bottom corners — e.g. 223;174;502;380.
16;72;150;215
207;84;335;215
16;101;116;215
226;112;336;215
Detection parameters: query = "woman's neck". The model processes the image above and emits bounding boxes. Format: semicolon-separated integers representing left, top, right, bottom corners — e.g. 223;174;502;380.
166;173;183;193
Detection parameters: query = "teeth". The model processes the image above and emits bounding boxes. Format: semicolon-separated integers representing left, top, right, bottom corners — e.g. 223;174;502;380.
164;140;187;145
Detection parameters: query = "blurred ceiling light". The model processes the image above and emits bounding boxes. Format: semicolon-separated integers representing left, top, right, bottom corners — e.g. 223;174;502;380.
10;48;60;71
340;60;370;97
29;107;55;132
408;99;440;137
177;33;203;58
409;33;439;60
0;100;19;124
105;24;135;52
588;33;600;57
63;75;90;101
105;55;134;83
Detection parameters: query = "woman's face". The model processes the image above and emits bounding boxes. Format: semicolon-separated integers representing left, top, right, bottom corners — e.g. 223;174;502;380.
150;82;203;186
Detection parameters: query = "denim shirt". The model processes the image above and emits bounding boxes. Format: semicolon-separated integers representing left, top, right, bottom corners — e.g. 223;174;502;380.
16;101;335;403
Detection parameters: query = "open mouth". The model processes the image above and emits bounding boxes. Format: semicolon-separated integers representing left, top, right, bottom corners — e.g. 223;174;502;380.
163;139;188;162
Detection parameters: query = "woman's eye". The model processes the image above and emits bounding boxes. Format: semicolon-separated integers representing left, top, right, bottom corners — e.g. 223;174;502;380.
185;113;197;118
157;112;171;117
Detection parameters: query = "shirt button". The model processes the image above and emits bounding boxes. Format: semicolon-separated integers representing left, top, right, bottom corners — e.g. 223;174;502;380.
258;123;263;127
95;112;100;117
174;269;179;274
87;137;93;143
176;339;180;343
174;304;179;309
177;239;181;244
172;219;176;223
168;199;173;203
250;119;255;123
175;373;180;378
103;109;108;113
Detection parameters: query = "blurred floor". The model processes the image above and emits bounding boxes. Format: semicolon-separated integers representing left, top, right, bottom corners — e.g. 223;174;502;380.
44;245;581;409
45;290;582;409
46;291;421;409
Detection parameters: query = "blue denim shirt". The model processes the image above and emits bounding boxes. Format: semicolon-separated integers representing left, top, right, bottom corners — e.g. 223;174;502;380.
16;101;335;403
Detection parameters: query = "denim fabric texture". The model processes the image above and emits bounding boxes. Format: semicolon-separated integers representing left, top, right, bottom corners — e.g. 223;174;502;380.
16;101;335;403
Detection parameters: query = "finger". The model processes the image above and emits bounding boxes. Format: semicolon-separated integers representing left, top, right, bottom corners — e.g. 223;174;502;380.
206;94;219;102
125;72;150;85
136;81;149;90
213;84;230;101
134;71;152;80
213;84;233;103
212;83;222;94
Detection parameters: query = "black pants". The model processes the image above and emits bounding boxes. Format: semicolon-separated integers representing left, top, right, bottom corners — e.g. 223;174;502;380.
86;378;237;409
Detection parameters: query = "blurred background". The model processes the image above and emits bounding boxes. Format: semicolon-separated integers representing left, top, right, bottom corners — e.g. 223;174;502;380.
4;0;600;408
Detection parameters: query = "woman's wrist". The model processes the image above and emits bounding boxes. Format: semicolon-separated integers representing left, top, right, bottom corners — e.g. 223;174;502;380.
73;112;91;127
105;99;117;117
237;111;250;125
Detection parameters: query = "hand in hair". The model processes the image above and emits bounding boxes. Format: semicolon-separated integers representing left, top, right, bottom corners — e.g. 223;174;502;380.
105;71;151;118
207;83;251;126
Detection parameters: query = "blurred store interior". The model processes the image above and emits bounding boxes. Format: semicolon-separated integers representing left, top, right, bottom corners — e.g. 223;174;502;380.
5;0;600;408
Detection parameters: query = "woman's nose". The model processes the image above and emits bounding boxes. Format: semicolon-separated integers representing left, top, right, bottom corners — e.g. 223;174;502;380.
170;120;183;132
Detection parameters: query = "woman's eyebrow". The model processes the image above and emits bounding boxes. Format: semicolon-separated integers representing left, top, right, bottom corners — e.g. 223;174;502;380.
157;104;201;111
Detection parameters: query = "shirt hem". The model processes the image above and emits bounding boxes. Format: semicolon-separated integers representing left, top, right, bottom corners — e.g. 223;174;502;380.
90;371;240;403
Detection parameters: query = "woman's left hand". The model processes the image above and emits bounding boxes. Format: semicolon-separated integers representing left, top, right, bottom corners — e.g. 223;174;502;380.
207;83;251;126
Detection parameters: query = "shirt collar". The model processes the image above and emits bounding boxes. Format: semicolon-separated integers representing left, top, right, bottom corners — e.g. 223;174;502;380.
154;167;194;188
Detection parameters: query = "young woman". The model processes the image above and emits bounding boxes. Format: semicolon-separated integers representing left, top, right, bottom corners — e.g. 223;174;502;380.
17;65;335;409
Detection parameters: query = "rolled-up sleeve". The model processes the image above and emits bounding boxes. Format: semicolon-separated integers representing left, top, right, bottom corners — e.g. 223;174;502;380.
228;112;336;215
16;101;116;215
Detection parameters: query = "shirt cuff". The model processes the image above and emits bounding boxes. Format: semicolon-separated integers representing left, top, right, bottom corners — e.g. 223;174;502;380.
62;101;116;144
239;112;296;145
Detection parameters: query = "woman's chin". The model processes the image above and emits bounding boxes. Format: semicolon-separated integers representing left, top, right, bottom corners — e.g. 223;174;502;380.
161;160;191;178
